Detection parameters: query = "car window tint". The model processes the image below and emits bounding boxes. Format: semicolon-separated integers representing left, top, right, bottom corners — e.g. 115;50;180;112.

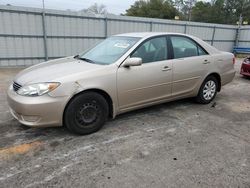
171;36;207;59
131;37;167;63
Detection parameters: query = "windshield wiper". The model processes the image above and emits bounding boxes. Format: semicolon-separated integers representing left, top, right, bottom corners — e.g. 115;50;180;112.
74;54;79;59
74;55;96;64
79;57;96;64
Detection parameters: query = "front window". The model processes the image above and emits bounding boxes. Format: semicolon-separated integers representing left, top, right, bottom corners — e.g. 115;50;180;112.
131;37;168;63
79;36;140;65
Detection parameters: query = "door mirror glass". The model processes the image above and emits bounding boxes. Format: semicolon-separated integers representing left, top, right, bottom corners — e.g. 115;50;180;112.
123;57;142;67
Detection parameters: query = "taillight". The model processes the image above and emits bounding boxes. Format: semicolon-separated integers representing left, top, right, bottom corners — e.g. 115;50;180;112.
233;56;236;65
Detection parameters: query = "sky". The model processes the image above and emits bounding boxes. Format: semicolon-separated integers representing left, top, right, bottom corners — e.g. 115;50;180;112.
0;0;137;14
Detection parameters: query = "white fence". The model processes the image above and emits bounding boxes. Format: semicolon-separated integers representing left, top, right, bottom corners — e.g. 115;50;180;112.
0;5;249;67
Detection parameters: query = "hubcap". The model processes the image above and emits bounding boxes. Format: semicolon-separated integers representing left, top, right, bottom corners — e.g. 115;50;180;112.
76;102;99;126
203;80;216;100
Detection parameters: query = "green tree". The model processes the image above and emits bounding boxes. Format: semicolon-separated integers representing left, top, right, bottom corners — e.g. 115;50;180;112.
209;0;226;24
192;0;250;24
191;0;226;24
242;1;250;23
125;0;179;19
173;0;197;20
191;1;213;23
225;0;250;24
125;0;250;24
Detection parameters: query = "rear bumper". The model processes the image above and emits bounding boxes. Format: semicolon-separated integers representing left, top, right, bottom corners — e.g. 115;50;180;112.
7;86;69;127
240;63;250;77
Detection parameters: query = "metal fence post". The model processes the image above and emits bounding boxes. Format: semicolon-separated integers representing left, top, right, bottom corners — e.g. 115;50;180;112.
104;17;108;38
184;23;187;34
211;26;216;46
235;27;241;47
150;21;153;31
235;15;243;47
42;11;48;61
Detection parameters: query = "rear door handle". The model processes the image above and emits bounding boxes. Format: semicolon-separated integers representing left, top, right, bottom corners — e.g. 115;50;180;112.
203;59;211;64
162;66;171;71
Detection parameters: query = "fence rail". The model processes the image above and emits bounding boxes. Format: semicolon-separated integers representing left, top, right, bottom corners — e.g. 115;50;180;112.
0;5;249;67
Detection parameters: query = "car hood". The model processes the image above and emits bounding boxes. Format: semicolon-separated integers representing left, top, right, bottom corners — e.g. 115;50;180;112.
14;56;103;85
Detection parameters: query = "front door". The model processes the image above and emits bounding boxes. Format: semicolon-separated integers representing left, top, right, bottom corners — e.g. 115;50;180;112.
117;36;173;111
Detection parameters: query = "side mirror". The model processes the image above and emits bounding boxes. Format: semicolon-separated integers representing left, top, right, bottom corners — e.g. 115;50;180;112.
123;57;142;67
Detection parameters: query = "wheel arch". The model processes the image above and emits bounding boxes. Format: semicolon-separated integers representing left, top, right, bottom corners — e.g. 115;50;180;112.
206;72;221;92
63;89;114;125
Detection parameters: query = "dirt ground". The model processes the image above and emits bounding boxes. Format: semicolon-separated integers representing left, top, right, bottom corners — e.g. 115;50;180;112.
0;59;249;188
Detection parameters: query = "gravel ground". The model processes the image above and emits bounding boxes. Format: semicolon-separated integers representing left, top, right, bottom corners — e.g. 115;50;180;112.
0;59;249;188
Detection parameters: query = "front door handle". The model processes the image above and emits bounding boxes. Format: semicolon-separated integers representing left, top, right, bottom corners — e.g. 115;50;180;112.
162;66;171;71
203;59;211;64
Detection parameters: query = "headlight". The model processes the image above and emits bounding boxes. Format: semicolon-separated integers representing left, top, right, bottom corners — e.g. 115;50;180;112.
243;58;250;64
17;82;60;96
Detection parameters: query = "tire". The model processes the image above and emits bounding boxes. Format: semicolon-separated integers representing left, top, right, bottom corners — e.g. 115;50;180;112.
195;76;218;104
64;92;109;135
243;75;250;79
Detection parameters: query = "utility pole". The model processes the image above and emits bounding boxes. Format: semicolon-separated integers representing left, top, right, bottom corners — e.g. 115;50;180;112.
238;14;243;28
235;0;245;48
186;0;195;21
188;0;192;21
42;0;45;10
42;0;48;61
235;14;243;47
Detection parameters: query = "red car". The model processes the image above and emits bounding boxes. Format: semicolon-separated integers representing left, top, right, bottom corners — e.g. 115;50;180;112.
240;57;250;77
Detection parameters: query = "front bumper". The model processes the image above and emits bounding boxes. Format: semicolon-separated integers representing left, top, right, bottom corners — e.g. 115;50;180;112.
240;63;250;77
7;86;70;127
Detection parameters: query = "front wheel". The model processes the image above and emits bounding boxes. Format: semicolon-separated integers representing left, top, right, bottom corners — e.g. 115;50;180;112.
196;76;218;104
64;92;109;135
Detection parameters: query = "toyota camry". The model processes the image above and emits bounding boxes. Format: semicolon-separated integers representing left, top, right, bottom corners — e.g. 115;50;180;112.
7;32;236;134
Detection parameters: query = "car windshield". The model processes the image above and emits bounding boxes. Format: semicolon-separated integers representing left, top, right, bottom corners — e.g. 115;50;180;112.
78;36;141;65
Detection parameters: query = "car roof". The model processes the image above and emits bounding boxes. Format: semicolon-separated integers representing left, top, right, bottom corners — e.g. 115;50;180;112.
115;32;220;55
115;32;190;38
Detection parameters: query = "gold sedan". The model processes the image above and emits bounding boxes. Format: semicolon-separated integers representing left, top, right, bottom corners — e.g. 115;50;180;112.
7;32;236;134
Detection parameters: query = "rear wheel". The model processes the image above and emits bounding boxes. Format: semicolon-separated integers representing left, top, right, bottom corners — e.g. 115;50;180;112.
64;92;108;135
196;76;218;104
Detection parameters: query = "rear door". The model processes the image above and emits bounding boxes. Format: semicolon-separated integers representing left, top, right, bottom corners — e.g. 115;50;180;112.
169;35;212;97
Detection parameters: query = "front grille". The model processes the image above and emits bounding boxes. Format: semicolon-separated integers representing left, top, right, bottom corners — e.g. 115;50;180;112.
13;82;22;92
